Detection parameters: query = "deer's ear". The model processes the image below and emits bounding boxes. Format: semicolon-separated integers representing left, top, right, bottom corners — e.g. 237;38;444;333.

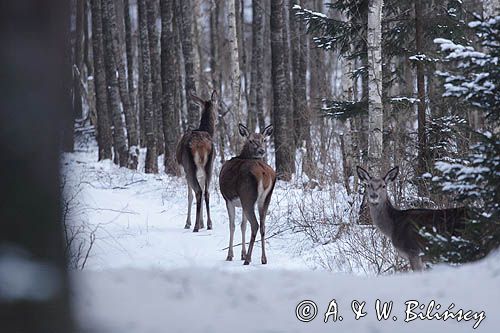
384;166;399;183
190;90;205;106
356;166;371;183
263;124;273;137
238;123;249;137
210;90;218;104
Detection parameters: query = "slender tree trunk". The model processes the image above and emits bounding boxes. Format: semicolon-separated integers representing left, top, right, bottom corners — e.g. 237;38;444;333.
124;0;139;154
228;0;242;147
415;0;427;177
73;0;85;125
271;0;294;180
139;0;158;173
175;0;199;129
146;0;164;156
367;0;384;173
210;0;226;163
91;0;112;160
250;0;266;132
161;0;179;175
102;0;128;167
84;0;97;127
103;0;139;169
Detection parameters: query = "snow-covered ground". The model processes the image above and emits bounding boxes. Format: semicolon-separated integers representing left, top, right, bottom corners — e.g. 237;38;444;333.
64;145;500;333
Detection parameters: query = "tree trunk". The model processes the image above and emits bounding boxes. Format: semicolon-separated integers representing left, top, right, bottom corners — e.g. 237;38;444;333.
249;0;266;132
415;0;427;177
228;0;241;145
175;0;199;129
73;0;85;123
84;0;97;127
0;2;74;330
102;0;128;167
138;0;158;173
271;0;294;180
146;0;164;156
103;0;139;169
124;0;139;162
367;0;384;173
160;0;180;175
91;0;113;160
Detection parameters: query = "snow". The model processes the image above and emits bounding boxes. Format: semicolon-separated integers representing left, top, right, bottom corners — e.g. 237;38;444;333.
64;144;500;333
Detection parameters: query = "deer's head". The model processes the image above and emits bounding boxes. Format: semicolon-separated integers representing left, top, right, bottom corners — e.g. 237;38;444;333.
238;124;273;159
356;166;399;205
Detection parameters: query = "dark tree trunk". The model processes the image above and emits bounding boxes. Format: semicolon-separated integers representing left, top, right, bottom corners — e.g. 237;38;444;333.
271;0;294;180
103;0;139;169
91;0;112;160
210;0;226;163
160;0;180;175
0;0;74;331
146;0;164;156
84;0;97;127
138;0;158;173
73;0;85;122
175;0;199;129
249;0;265;132
415;0;428;177
124;0;137;132
102;0;128;167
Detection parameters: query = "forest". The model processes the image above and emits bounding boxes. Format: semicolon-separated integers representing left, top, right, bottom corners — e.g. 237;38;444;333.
68;0;499;265
1;0;498;332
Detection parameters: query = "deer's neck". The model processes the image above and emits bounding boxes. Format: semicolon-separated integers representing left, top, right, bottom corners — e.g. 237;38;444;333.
237;145;258;160
197;106;215;137
369;199;397;238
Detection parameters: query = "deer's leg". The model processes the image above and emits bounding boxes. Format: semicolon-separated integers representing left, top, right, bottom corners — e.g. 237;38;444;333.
193;189;203;232
184;185;193;229
258;206;269;265
243;207;259;265
226;201;236;261
204;187;212;230
204;148;214;230
409;255;423;271
241;212;247;260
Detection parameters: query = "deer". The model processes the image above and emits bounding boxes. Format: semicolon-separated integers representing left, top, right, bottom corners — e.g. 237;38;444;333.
356;166;468;271
219;124;276;265
176;91;218;232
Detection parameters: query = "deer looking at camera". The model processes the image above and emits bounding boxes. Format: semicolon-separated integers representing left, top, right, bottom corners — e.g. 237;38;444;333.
176;91;218;232
356;166;468;271
220;124;276;265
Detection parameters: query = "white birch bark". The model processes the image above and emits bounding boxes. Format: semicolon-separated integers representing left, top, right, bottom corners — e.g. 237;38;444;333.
227;0;241;119
367;0;384;172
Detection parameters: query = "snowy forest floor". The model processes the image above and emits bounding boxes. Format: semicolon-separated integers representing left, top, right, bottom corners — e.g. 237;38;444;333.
64;141;500;333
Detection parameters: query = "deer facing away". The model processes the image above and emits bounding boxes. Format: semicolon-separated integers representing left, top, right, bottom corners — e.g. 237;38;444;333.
219;124;276;265
176;91;218;232
356;166;468;271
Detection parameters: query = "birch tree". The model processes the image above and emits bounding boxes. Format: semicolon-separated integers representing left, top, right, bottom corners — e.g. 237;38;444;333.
228;0;241;129
103;0;139;169
102;0;128;167
367;0;383;172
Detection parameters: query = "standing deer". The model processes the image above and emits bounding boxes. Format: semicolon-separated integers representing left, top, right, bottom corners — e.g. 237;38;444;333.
356;166;468;271
176;91;218;232
220;124;276;265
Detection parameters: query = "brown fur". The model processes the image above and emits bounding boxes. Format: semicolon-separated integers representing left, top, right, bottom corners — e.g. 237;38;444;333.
219;124;276;265
176;91;218;232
